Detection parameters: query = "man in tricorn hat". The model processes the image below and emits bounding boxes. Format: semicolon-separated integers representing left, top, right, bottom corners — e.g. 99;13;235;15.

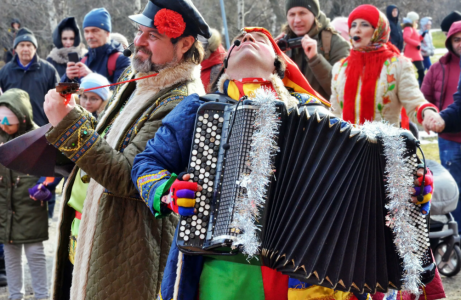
42;0;210;299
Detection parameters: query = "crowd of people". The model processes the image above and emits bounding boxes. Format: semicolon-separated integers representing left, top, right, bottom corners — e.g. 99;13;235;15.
0;0;459;299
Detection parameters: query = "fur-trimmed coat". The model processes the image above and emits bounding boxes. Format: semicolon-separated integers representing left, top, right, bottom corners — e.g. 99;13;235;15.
331;55;431;125
46;62;205;300
46;44;87;77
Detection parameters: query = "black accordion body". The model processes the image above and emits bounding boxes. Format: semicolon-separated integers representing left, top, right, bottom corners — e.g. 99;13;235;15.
176;99;435;294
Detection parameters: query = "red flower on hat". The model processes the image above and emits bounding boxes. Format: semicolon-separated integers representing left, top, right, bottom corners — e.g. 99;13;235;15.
154;8;186;39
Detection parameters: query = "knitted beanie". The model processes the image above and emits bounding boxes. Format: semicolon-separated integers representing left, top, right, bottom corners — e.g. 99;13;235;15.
285;0;320;18
0;106;19;125
83;8;112;32
441;11;461;33
348;4;380;29
13;28;37;49
80;73;111;101
407;12;420;23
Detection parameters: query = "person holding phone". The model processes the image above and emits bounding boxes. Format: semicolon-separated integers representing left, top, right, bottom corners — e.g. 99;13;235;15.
62;8;130;84
47;17;87;77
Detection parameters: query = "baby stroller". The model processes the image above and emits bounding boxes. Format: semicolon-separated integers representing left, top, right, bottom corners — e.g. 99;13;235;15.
426;159;461;277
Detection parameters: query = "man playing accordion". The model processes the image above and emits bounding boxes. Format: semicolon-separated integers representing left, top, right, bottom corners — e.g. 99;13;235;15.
132;27;432;300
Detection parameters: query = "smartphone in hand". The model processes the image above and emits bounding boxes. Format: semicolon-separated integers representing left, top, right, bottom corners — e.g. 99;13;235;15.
68;52;79;63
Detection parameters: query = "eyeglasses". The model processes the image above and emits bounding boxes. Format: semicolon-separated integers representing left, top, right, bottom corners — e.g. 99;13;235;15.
80;95;102;103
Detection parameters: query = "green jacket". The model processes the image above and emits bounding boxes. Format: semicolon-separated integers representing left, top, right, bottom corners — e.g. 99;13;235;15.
0;88;48;244
286;12;350;99
46;62;205;300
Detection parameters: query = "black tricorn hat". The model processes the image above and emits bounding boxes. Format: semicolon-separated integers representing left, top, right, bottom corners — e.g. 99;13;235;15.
129;0;211;39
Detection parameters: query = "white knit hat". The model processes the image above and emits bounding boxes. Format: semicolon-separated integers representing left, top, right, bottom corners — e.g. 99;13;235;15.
407;12;420;23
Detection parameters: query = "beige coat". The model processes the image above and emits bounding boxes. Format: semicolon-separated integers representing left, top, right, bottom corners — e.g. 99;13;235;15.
331;55;430;125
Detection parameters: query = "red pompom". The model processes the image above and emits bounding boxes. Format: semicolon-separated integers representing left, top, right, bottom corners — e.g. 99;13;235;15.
154;8;186;39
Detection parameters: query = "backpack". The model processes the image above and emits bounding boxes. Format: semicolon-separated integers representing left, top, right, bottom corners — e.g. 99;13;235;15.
80;52;121;77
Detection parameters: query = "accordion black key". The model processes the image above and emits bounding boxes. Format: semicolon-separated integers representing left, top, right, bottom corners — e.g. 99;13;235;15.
176;99;435;293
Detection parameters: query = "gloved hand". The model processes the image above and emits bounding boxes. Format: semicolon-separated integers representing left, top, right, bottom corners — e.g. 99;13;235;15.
411;167;433;215
421;30;428;38
163;174;201;216
417;45;421;50
29;184;52;201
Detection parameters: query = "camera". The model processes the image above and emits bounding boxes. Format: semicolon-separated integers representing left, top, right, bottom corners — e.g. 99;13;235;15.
276;35;303;51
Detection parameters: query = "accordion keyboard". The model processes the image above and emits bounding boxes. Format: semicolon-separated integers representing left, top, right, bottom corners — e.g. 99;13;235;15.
408;154;432;266
178;109;225;244
212;107;256;239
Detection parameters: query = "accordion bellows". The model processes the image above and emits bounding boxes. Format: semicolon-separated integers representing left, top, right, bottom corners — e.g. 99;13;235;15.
177;98;435;294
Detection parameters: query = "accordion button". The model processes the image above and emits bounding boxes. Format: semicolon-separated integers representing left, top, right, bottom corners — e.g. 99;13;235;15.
207;128;212;133
195;230;200;236
217;129;222;134
190;233;196;239
216;140;220;145
180;226;185;231
200;142;205;147
199;207;204;212
209;175;215;181
206;134;211;139
198;213;203;218
211;164;217;168
200;136;205;141
205;204;210;209
214;146;219;151
200;234;205;240
181;220;186;225
204;178;209;183
205;166;211;172
193;144;198;149
218;122;223;127
179;232;185;238
201;228;207;233
213;120;218;125
190;162;196;168
204;114;209;118
202;222;207;227
214;114;219;119
184;236;189;241
210;170;216;175
210;137;216;143
192;215;198;221
212;126;217;130
203;215;209;221
195;139;199;144
197;122;203;127
202;184;208;189
195;133;201;138
198;116;204;121
185;229;191;235
197;224;202;230
216;135;221;140
204;211;209;216
197;219;202;224
198;179;204;185
200;201;206;206
188;168;195;173
207;192;212;197
192;221;197;226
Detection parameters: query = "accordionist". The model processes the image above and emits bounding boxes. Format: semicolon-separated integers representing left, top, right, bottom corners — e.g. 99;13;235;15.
131;27;432;300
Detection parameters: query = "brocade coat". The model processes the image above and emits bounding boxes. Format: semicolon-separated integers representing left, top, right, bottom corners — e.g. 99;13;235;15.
46;62;205;300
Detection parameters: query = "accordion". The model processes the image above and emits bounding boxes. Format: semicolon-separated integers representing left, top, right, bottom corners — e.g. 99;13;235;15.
176;96;435;294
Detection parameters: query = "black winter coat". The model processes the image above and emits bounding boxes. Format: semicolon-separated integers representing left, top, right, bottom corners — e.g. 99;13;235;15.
46;17;86;77
60;40;130;84
0;55;59;126
387;5;404;52
0;89;48;244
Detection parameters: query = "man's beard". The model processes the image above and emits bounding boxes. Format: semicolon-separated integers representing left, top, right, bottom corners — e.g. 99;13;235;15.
131;46;179;73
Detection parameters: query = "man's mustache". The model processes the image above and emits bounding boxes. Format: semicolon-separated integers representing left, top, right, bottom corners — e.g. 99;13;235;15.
134;46;152;57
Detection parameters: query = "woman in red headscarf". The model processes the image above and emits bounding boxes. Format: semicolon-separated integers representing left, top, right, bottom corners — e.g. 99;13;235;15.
330;4;439;128
330;5;445;300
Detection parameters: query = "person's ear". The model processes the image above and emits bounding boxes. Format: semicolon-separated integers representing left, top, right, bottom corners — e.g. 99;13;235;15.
178;36;196;54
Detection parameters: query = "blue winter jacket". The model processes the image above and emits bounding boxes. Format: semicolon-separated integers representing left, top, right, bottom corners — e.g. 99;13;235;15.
441;59;461;133
60;40;130;84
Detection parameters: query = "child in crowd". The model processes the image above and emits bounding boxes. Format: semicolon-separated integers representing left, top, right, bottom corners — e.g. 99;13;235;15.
420;17;435;71
0;89;49;300
78;73;111;118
